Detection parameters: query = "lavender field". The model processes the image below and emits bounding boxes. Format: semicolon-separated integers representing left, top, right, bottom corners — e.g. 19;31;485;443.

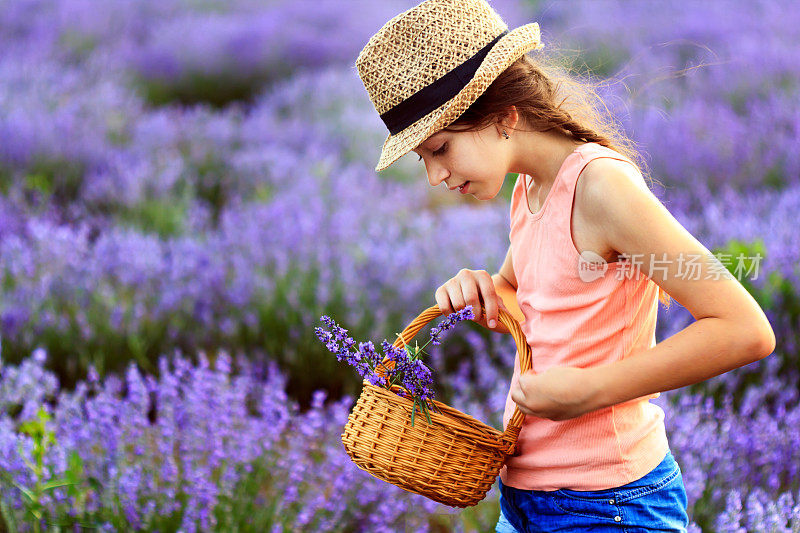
0;0;798;530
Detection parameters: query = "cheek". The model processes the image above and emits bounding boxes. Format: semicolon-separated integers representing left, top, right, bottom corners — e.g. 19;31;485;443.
476;156;505;178
449;142;499;175
460;150;496;175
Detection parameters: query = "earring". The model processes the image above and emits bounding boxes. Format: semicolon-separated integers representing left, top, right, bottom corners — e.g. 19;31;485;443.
502;130;510;139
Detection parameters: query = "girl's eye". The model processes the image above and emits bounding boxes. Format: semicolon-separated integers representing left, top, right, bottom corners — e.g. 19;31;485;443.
416;142;447;161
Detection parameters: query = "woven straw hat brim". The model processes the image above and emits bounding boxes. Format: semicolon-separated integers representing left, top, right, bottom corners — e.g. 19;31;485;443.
374;22;542;172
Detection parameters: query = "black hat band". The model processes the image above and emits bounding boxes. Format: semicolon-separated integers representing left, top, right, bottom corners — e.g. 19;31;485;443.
379;30;509;136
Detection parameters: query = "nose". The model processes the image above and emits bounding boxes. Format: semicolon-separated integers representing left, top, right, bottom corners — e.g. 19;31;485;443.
425;161;450;188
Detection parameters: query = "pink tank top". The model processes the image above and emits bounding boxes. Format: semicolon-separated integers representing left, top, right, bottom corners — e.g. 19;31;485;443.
499;142;669;491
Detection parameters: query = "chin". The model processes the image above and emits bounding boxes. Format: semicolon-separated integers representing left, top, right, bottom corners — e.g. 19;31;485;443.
480;184;502;200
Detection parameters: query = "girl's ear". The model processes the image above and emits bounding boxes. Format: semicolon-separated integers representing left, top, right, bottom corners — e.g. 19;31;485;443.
498;105;520;134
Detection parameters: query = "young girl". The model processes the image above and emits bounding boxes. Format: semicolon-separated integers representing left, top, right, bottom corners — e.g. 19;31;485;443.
355;1;776;531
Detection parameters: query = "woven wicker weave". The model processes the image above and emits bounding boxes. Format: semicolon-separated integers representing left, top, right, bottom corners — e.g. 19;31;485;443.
341;304;531;508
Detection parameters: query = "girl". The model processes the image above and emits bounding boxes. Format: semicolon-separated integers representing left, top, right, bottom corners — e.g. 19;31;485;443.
355;1;776;531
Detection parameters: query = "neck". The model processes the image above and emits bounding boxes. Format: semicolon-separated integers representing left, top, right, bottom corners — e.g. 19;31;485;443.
510;129;584;188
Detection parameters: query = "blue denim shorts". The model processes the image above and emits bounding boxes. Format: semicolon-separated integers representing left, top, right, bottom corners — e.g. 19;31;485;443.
495;449;689;532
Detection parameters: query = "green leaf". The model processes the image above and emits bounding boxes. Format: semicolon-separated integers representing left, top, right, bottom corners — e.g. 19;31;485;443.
410;400;417;428
41;478;78;491
65;450;83;483
17;420;37;435
11;481;35;504
423;404;433;425
36;406;52;424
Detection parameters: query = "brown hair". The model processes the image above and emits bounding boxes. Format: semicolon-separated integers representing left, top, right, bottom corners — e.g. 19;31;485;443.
446;52;673;308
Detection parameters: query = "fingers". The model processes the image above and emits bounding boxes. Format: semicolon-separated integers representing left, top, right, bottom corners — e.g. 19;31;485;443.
475;272;498;327
458;274;482;322
435;275;467;316
434;285;453;316
435;269;503;328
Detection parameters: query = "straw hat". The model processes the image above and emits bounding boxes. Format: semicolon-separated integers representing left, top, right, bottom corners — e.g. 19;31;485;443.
355;0;543;172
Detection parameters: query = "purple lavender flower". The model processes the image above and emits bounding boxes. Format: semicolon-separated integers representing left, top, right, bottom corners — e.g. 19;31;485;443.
402;359;434;400
316;317;402;387
315;315;356;363
379;340;409;382
365;373;388;388
316;308;477;426
429;305;475;346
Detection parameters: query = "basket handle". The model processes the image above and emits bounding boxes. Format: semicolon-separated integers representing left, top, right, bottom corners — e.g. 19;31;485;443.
370;304;532;455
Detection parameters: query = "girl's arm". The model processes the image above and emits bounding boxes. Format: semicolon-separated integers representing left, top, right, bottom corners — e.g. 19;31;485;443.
486;245;525;335
581;159;775;411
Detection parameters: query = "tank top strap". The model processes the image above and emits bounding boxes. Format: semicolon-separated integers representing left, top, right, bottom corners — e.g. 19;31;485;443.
575;142;640;171
562;142;640;195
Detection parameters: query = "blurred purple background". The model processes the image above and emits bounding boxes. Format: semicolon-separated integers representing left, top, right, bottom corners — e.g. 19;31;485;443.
0;0;797;530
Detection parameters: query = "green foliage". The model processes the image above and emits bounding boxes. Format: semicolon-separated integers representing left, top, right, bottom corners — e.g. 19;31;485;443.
184;150;232;227
0;165;11;196
1;280;165;389
0;254;404;405
682;482;717;533
20;158;86;209
682;237;796;411
0;406;104;531
399;340;441;428
116;197;189;238
763;163;787;190
255;262;367;411
133;70;288;109
58;30;98;60
499;172;519;203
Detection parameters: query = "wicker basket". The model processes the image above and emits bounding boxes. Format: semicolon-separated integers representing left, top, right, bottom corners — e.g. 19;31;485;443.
340;304;532;508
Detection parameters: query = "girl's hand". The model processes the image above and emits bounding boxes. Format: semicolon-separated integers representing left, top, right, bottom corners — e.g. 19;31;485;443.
510;366;602;421
435;269;512;333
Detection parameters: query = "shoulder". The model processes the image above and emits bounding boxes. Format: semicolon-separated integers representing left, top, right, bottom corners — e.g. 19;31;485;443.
577;155;655;222
575;154;674;258
581;156;650;197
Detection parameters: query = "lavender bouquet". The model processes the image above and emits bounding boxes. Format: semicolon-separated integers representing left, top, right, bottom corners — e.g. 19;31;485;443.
315;306;475;426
